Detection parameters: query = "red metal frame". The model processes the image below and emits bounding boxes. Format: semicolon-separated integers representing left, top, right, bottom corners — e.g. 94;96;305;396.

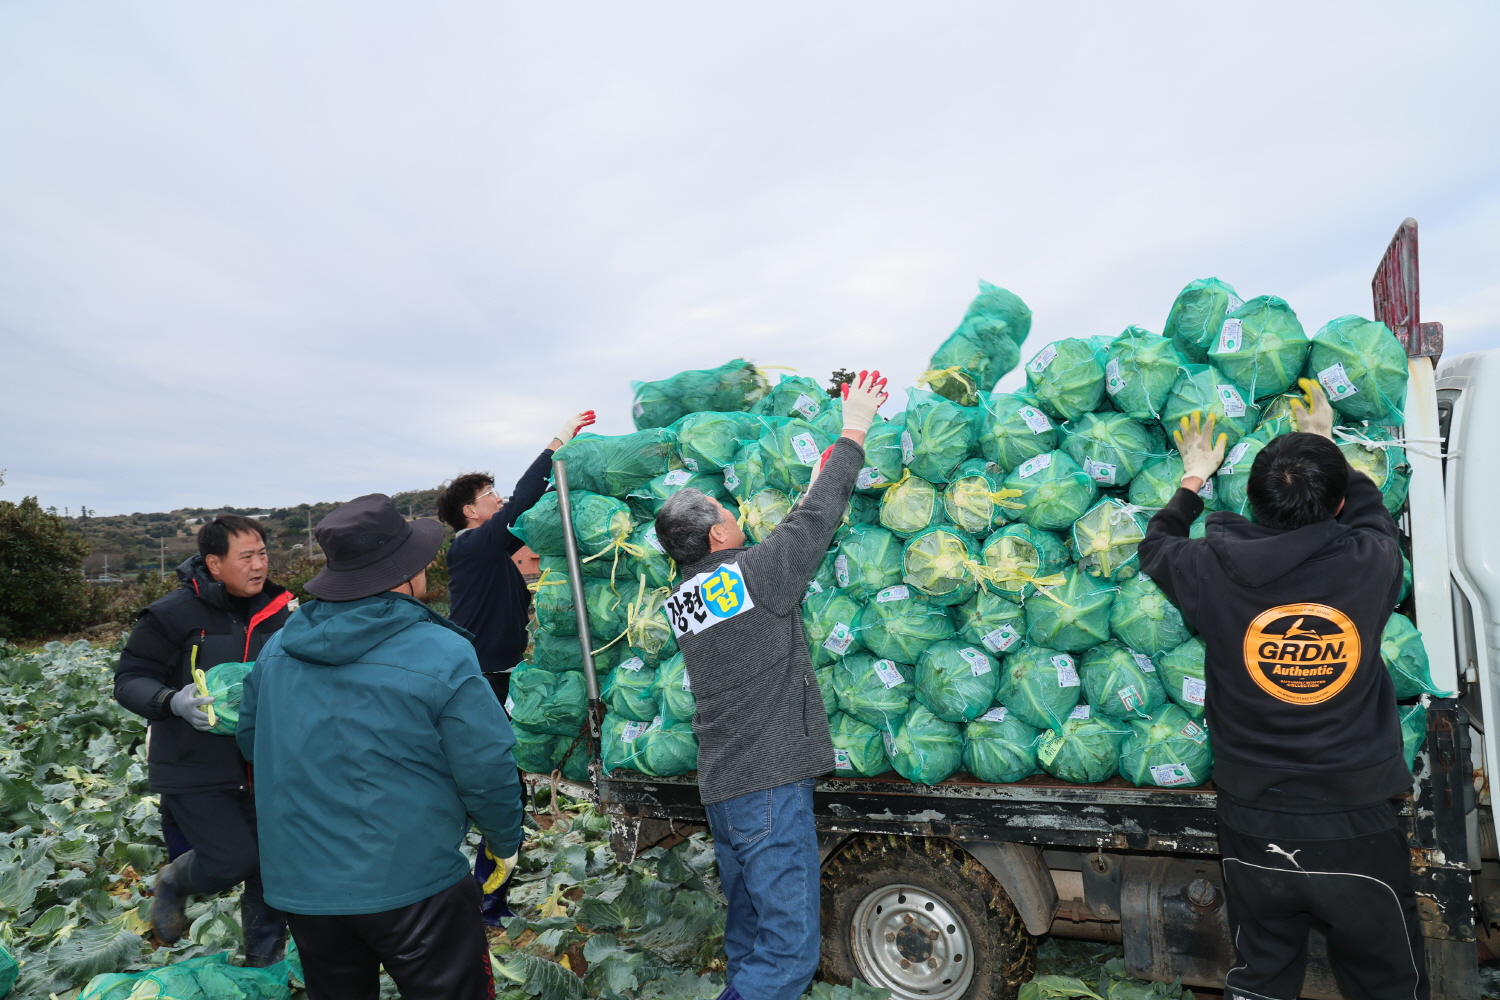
1372;217;1444;360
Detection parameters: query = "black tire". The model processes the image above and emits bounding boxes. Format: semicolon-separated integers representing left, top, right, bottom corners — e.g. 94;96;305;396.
819;835;1035;1000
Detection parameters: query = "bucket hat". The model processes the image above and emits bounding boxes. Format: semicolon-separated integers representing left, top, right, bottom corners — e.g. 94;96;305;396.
305;493;446;601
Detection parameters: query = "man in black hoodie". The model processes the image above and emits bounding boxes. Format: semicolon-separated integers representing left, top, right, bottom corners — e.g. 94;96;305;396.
1138;382;1424;1000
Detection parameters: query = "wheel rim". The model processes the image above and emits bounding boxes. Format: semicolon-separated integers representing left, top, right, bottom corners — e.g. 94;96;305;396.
849;883;975;1000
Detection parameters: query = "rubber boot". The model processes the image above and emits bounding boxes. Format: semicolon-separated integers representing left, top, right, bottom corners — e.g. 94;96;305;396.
150;850;197;945
240;877;288;967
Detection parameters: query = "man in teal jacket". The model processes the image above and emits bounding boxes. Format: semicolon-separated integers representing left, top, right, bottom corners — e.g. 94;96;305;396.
240;493;523;1000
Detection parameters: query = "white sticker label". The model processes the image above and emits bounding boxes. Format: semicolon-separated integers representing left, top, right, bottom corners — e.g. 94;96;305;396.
1318;361;1360;400
681;669;692;692
833;748;853;770
662;469;692;487
857;466;885;489
1182;676;1207;706
621;721;646;743
1180;721;1208;745
1069;704;1091;720
1216;384;1247;418
805;578;824;598
723;465;740;490
1150;763;1195;786
1052;654;1080;687
1028;344;1058;374
1018;407;1052;434
1198;478;1215;501
504;695;515;714
957;647;992;676
666;562;758;637
883;731;897;756
1132;652;1157;673
632;402;645;419
682;456;700;472
873;659;905;689
822;623;855;655
981;706;1009;722
619;656;645;673
790;432;821;466
876;585;910;603
1225;293;1244;313
645;526;664;554
1217;317;1243;354
1117;684;1143;713
1084;458;1118;485
1219;441;1251;476
982;624;1021;653
1105;357;1126;395
901;430;915;464
835;554;851;588
1017;453;1052;479
792;393;822;420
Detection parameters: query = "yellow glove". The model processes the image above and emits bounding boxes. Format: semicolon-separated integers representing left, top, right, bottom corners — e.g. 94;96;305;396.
481;848;520;894
1289;377;1335;440
1173;410;1228;484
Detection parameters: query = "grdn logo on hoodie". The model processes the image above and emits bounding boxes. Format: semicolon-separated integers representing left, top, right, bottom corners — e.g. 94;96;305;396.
1243;603;1361;705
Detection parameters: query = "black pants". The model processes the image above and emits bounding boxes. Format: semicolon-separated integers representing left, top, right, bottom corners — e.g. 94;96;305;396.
286;876;495;1000
1219;822;1428;1000
159;788;261;894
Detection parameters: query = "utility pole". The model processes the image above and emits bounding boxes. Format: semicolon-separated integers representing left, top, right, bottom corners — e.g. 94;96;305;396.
157;536;166;578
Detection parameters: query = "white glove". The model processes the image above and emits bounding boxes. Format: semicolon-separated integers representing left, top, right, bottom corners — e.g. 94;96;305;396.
1290;378;1335;440
170;683;215;731
557;410;597;443
1173;410;1228;485
840;370;890;435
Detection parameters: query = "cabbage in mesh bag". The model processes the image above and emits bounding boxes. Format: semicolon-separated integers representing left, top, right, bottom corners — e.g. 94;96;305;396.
1105;326;1184;421
627;469;727;519
882;703;965;785
1023;568;1117;652
533;629;620;674
1024;339;1106;422
832;650;915;728
1118;705;1212;788
1215;431;1272;518
858;418;907;492
942;459;1018;534
1036;715;1124;784
963;708;1043;783
1158;636;1206;719
1337;425;1411;516
554;428;678;497
1129;453;1221;511
532;568;578;636
902;525;978;606
759;418;835;494
201;662;254;736
674;410;765;472
740;489;793;544
1002;451;1099;531
816;666;839;717
978;393;1059;471
511;492;570;557
903;389;979;483
1072;500;1149;582
631;359;769;429
511;723;564;774
978;523;1071;604
603;658;658;721
1208;294;1309;400
880;473;941;538
583;578;629;642
804;587;865;668
1062;412;1167;489
1400;704;1426;770
635;717;699;777
835;523;905;600
1306;315;1409;423
653;651;696;723
955;588;1027;655
1164;277;1244;364
1160;365;1257;450
1081;641;1166;720
571;493;636;560
829;711;892;777
854;586;956;663
1382;613;1450;699
752;374;833;422
1254;392;1305;439
997;646;1082;730
508;666;588;737
601;714;643;773
914;638;1000;723
924;281;1032;404
622;523;676;590
1400;554;1412;605
723;440;772;503
1110;574;1192;655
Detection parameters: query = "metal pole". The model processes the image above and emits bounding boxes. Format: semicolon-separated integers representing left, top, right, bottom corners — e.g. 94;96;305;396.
553;460;602;738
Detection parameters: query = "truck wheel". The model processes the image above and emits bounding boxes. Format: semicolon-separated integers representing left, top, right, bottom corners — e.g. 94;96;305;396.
819;835;1035;1000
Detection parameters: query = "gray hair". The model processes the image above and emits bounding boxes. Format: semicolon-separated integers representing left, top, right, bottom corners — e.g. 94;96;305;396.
655;488;723;565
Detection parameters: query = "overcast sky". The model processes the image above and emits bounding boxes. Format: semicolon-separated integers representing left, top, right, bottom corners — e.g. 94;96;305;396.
4;3;1498;515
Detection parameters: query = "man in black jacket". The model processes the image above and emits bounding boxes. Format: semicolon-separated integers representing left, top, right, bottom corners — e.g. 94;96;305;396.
115;514;294;965
1138;382;1424;1000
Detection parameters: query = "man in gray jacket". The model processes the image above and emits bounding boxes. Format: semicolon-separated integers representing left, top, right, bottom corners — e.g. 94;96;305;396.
654;370;888;1000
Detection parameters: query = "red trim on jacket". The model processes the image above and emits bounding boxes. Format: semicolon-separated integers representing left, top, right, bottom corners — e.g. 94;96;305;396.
243;591;294;662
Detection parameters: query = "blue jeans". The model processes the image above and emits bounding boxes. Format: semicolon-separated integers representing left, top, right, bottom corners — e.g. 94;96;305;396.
705;778;821;1000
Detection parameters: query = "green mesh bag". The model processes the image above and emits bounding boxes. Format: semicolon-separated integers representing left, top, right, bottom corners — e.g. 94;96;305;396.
508;666;588;737
1105;326;1184;421
813;397;845;438
752;374;835;422
511;491;569;557
832;650;915;728
858;418;907;492
532;568;577;636
77;953;290;1000
201;661;255;736
1036;714;1125;784
1110;574;1192;655
1208;295;1309;401
835;523;905;600
1119;705;1213;787
1164;277;1244;364
963;708;1043;783
740;489;793;544
923;281;1032;404
1306;315;1409;423
806;546;839;600
997;646;1082;730
843;492;881;533
955;588;1027;655
622;523;676;590
1081;641;1167;720
978;393;1060;471
1215;430;1272;518
1338;425;1411;516
1061;412;1167;489
1158;636;1207;719
829;711;892;777
674;409;765;472
1129;453;1221;510
977;523;1071;604
653;651;696;724
510;723;563;774
1254;392;1305;439
759;418;835;494
1072;499;1149;582
631;359;769;429
943;459;1019;534
804;587;866;668
583;578;629;642
1401;554;1412;605
915;639;1000;723
817;666;840;716
882;703;965;785
560;736;590;782
600;714;639;773
1002;451;1099;531
903;389;979;483
1160;364;1258;450
723;439;772;503
627;469;726;519
554;428;678;497
603;658;658;721
571;493;636;559
1382;613;1450;698
532;629;619;674
618;583;678;665
1024;339;1107;422
854;586;956;662
1400;704;1427;770
1023;567;1117;652
880;473;941;538
635;717;699;777
902;525;979;606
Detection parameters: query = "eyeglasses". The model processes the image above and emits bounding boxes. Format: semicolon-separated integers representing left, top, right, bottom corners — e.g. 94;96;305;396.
476;488;497;501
